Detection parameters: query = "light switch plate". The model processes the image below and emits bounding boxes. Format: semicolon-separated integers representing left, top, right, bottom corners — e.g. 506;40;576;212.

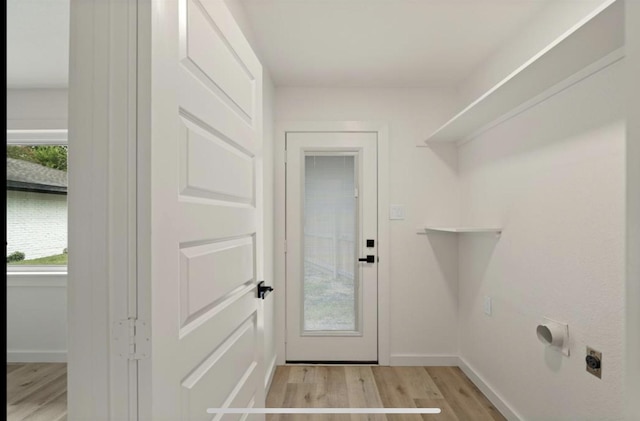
390;205;405;220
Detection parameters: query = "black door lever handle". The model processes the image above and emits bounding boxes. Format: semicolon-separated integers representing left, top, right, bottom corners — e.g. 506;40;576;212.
257;280;274;299
358;255;375;263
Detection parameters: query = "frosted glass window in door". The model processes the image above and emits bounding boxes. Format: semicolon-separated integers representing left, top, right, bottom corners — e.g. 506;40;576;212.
303;154;358;332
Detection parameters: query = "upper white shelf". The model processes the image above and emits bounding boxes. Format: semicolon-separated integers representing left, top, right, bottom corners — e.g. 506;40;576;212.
425;0;624;144
420;227;502;235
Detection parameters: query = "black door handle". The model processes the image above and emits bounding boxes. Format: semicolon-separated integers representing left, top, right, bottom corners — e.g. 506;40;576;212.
358;255;375;263
257;281;274;299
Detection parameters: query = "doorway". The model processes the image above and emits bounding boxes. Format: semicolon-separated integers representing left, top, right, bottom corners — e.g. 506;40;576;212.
285;132;379;362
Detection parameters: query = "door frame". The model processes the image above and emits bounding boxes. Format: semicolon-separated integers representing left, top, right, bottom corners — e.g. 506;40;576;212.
275;121;390;365
68;0;139;418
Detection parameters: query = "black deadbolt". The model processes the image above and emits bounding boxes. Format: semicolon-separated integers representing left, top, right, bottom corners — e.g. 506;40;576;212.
366;239;375;248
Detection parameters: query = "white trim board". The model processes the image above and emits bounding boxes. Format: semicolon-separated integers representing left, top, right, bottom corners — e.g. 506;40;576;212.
274;121;390;366
388;355;521;420
458;358;522;421
265;355;278;392
7;351;68;363
389;354;460;367
68;0;138;417
7;277;67;288
6;129;68;145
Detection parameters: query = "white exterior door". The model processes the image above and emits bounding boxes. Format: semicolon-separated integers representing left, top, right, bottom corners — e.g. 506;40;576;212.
285;132;378;362
139;1;265;419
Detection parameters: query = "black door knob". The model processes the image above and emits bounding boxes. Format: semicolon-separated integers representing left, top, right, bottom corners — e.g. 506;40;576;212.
358;255;375;263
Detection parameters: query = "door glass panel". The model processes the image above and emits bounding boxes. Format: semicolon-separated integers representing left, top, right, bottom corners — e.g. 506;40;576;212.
303;154;357;332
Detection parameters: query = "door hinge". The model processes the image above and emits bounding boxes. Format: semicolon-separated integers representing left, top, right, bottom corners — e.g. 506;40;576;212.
113;318;150;360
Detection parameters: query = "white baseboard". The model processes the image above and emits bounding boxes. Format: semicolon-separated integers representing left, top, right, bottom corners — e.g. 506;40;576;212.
265;354;278;391
389;354;519;421
7;351;67;363
458;357;521;421
389;354;459;366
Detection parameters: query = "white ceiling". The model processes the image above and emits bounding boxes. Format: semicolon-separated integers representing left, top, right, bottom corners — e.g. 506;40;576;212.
7;0;70;88
6;0;555;89
240;0;554;87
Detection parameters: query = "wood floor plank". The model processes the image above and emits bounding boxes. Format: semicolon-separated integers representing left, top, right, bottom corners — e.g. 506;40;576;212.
392;367;443;400
315;367;350;421
264;365;506;421
371;367;422;421
7;363;66;404
424;367;499;421
414;399;459;421
344;367;387;421
7;369;67;420
279;383;318;421
267;366;291;408
7;364;25;374
447;368;505;421
21;391;67;421
288;365;319;384
6;364;67;421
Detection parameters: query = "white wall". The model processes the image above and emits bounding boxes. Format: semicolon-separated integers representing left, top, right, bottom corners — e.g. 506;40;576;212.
7;190;68;259
7;273;68;362
7;88;68;130
457;59;625;420
276;87;462;362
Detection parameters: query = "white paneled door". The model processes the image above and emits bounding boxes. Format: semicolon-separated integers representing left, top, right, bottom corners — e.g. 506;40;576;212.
285;132;378;362
141;0;265;419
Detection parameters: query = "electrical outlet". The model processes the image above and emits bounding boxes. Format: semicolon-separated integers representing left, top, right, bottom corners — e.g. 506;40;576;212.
586;347;602;378
483;296;492;316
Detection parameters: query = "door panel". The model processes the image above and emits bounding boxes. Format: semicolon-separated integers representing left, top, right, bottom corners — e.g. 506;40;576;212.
184;0;255;118
179;236;255;330
179;117;254;204
285;132;378;362
145;0;264;419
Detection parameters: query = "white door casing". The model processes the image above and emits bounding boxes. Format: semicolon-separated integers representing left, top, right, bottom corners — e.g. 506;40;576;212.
137;0;265;420
285;132;378;362
275;122;390;367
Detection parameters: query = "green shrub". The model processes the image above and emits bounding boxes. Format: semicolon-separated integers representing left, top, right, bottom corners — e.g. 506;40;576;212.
7;251;25;263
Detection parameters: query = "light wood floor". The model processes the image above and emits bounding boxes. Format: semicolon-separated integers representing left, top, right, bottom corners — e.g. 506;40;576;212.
6;363;67;421
6;363;505;421
266;366;506;421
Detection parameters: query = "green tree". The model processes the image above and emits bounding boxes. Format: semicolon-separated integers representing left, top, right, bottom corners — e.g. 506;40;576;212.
7;145;68;171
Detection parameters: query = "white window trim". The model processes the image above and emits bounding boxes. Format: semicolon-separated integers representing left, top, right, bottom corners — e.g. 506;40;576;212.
7;129;68;145
6;129;69;274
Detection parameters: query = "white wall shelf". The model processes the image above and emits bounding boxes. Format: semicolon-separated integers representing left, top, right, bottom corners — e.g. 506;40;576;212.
425;0;623;144
419;227;502;235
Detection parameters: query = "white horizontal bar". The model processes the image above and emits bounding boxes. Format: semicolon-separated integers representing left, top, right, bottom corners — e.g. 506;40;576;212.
206;408;441;414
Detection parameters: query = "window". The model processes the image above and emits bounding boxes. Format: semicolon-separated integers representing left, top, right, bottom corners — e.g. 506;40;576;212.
6;130;68;270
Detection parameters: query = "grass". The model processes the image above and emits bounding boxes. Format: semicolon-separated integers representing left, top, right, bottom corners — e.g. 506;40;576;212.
8;253;68;266
303;264;356;331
